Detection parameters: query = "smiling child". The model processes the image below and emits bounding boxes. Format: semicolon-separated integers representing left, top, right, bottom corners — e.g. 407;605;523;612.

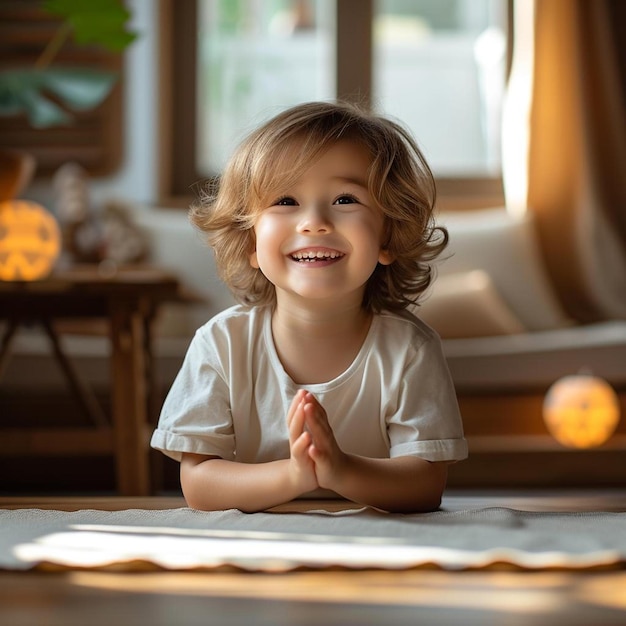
151;101;467;512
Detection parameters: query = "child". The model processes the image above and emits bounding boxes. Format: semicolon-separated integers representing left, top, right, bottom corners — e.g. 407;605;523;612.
151;101;467;513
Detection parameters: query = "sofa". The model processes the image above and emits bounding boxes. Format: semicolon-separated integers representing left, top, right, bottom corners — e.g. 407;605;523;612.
417;208;626;392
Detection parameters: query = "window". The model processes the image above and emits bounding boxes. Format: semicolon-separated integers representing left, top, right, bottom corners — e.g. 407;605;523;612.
374;0;507;176
197;0;335;175
160;0;509;209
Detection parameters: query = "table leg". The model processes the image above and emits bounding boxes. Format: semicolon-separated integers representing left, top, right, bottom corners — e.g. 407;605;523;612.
109;300;150;496
41;319;109;428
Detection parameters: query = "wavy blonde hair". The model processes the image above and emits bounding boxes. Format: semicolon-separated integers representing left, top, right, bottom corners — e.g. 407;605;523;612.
190;101;447;313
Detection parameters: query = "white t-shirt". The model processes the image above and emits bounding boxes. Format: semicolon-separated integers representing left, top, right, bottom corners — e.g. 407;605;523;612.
151;305;468;464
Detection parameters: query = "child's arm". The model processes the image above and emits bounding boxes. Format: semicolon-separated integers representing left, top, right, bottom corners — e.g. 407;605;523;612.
303;392;448;513
180;391;318;512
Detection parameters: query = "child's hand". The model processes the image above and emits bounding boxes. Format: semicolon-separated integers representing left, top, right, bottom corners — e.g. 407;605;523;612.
302;392;349;490
286;389;319;494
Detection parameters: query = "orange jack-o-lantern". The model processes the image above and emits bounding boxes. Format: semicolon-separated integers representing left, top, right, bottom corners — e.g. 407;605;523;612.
0;200;61;281
543;375;621;448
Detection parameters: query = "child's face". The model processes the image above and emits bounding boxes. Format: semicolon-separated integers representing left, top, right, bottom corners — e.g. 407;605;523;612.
249;140;393;308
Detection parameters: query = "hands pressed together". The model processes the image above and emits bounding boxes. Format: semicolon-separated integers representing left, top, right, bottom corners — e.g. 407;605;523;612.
287;388;348;495
182;388;447;513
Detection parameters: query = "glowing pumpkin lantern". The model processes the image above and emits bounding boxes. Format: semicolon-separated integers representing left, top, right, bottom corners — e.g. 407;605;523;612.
543;374;621;448
0;199;61;281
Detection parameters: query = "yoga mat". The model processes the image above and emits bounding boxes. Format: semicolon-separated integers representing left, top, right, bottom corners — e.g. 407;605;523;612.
2;506;625;571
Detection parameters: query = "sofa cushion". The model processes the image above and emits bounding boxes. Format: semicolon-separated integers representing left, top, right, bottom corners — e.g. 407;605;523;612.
416;270;526;338
436;209;573;332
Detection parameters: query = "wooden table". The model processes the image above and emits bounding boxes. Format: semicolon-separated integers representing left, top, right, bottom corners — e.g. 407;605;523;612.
0;265;181;496
1;492;625;626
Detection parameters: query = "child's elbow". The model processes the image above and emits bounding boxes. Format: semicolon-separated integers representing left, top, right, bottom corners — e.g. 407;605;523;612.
181;480;212;511
410;461;447;513
416;490;443;513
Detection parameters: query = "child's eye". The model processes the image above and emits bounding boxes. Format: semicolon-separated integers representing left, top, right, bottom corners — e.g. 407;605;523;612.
274;196;297;206
334;194;359;205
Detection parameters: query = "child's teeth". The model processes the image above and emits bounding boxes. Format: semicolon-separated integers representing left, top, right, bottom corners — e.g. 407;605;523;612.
291;250;343;261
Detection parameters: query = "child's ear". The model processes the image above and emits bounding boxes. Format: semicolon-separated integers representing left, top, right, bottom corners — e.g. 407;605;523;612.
378;248;395;265
249;249;260;269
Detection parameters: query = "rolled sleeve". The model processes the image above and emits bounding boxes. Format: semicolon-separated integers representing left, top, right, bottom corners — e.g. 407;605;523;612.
150;330;236;462
387;334;468;462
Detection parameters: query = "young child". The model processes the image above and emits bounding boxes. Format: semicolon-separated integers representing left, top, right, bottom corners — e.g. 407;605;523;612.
151;101;467;513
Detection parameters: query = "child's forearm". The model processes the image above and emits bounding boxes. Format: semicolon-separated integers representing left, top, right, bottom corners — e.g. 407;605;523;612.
180;454;309;512
321;455;448;513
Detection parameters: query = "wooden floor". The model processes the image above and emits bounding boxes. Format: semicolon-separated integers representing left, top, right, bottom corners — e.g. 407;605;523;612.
2;491;626;626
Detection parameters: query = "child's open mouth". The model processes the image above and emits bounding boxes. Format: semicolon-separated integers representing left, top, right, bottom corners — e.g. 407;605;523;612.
290;250;345;264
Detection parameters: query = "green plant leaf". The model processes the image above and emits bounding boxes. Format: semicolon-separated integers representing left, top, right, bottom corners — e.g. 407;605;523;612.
0;68;115;127
42;69;118;110
41;0;137;52
16;87;71;128
0;1;135;128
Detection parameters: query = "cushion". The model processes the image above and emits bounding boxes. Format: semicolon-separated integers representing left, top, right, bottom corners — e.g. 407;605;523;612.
436;209;573;331
415;270;527;338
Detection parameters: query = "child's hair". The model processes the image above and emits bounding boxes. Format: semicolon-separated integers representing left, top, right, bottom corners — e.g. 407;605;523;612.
190;100;448;313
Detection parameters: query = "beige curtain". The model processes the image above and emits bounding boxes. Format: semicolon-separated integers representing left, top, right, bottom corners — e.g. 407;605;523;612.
519;0;626;322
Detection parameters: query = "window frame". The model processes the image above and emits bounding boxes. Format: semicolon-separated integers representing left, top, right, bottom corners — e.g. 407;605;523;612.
158;0;510;210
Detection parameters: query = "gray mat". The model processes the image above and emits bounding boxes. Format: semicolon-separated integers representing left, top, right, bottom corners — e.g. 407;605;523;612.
1;506;625;571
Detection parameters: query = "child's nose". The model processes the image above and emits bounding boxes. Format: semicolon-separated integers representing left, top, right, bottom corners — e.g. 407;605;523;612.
297;205;333;234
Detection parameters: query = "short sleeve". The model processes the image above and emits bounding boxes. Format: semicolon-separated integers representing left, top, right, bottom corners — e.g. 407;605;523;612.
386;334;468;462
150;329;236;462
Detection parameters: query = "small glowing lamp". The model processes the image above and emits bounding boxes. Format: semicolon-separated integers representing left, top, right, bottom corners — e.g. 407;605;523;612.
0;199;61;281
0;151;61;282
543;374;621;448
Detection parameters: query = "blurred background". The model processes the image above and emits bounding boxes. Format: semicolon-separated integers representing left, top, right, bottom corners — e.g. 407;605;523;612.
0;0;624;495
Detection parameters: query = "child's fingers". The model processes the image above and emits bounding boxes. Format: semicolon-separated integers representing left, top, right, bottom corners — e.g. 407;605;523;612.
303;393;329;425
303;401;330;438
291;429;312;458
303;391;322;411
288;399;307;446
286;389;307;427
304;400;340;467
